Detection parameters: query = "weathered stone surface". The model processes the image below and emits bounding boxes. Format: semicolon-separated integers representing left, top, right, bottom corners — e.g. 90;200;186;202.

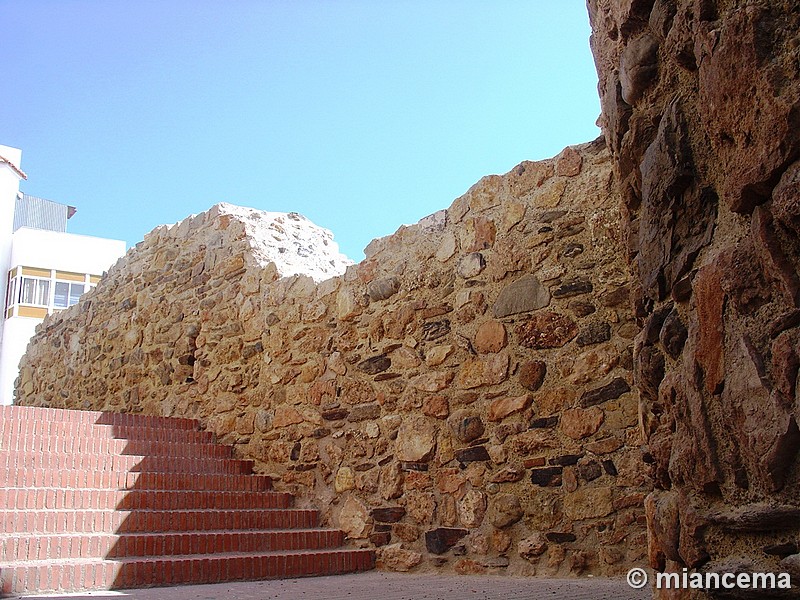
377;543;422;572
410;371;454;393
561;407;604;440
697;5;800;213
545;532;576;544
464;216;497;252
448;411;485;444
580;377;630;408
586;0;800;585
455;353;509;389
773;160;800;237
530;416;559;429
487;394;531;423
425;528;468;555
752;205;800;306
395;416;437;462
405;490;436;524
339;496;370;539
348;403;381;422
454;559;488;575
635;345;664;404
272;406;304;428
357;355;391;375
556;146;583;177
425;344;454;367
580;460;604;481
564;486;614;520
619;33;659;104
435;231;458;262
575;321;611;347
492;274;551;318
568;345;620;386
421;395;450;419
371;507;406;523
455;445;490;464
516;312;578;349
694;264;726;395
322;408;349;421
585;436;624;455
474;320;507;354
367;277;400;302
530;467;563;487
334;467;356;493
659;309;687;359
489;465;525;484
513;430;558;455
393;522;420;543
549;453;583;467
552;278;593;299
518;533;548;561
458;490;487;528
489;493;524;528
518;360;547;391
780;554;800;580
457;252;486;279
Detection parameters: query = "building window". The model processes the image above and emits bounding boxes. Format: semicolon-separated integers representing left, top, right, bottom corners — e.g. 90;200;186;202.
54;281;85;309
20;277;51;306
5;267;98;319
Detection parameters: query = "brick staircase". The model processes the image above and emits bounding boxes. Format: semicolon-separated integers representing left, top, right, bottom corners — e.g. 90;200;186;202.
0;405;374;596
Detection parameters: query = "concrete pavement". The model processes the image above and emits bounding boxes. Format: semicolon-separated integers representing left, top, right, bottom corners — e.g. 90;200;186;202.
13;571;650;600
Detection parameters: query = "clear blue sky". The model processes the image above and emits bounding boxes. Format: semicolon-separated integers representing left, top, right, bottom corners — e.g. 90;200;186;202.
2;1;600;261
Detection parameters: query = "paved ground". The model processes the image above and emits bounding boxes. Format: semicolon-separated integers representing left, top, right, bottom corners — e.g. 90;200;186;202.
14;572;649;600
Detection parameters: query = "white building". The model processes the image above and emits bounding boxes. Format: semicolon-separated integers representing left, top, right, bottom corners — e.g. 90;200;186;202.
0;144;127;404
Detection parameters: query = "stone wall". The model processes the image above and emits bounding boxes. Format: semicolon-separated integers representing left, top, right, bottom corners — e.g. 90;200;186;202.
17;140;649;577
588;0;800;595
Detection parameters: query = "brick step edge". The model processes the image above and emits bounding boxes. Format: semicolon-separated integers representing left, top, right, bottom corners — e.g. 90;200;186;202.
0;423;214;444
0;452;254;475
1;529;347;561
0;406;199;430
1;488;294;511
0;508;321;535
0;548;376;595
0;470;272;492
0;436;234;459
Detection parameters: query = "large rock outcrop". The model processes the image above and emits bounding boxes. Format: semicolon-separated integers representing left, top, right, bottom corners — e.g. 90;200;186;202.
17;141;649;577
588;0;800;596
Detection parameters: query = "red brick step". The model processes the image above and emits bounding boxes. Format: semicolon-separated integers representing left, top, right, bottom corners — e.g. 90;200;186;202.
1;435;234;459
1;529;347;561
0;405;199;429
0;548;375;595
2;487;294;511
0;405;374;594
0;469;272;492
0;422;215;444
0;450;255;474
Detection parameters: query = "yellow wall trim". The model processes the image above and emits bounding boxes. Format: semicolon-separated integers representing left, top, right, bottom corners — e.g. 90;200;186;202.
55;271;85;282
18;306;48;319
21;267;51;278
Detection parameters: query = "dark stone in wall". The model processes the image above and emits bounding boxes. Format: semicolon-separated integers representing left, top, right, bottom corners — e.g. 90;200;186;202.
576;321;612;346
531;467;563;487
425;528;469;555
372;507;406;523
516;312;578;349
580;377;631;408
545;532;577;544
357;355;391;375
455;445;490;465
